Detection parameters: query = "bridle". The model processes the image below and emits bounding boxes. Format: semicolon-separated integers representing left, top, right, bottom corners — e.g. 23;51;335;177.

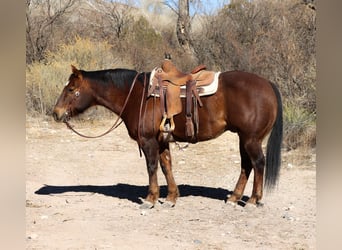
63;72;143;139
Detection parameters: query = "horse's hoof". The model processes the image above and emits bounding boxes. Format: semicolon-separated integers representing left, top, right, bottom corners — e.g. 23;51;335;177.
161;200;176;208
226;200;237;207
139;201;154;210
245;201;264;208
255;201;264;207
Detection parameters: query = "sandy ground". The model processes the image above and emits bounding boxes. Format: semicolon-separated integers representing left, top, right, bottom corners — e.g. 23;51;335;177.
26;116;316;249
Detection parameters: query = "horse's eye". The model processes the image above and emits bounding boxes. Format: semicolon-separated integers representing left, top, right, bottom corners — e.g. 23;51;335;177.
68;88;74;92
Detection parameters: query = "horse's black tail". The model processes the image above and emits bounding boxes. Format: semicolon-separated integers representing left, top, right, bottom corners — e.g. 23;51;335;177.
265;82;283;190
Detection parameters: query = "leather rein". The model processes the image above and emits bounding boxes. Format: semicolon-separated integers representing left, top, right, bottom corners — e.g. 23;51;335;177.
64;72;145;139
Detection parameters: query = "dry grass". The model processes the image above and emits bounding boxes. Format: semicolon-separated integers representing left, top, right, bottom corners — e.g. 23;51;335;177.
283;101;316;150
26;37;125;116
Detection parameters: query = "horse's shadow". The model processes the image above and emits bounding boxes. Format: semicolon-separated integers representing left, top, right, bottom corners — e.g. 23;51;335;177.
35;183;249;206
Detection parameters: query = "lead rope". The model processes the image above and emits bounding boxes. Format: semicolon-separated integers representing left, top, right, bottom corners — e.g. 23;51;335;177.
64;72;140;139
137;72;147;157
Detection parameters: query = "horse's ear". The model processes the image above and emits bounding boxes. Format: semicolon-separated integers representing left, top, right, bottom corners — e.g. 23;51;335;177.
164;53;172;60
71;65;82;79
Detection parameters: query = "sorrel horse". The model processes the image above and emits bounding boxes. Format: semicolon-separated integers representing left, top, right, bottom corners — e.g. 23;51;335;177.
53;65;283;207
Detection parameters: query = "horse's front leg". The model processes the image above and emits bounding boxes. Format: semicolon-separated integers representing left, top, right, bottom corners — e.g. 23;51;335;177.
159;142;179;206
141;138;160;208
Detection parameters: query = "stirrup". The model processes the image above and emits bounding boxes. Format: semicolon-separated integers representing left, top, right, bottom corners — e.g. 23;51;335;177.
160;116;175;132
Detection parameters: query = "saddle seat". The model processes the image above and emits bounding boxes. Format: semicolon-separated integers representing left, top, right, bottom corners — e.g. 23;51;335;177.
159;59;215;87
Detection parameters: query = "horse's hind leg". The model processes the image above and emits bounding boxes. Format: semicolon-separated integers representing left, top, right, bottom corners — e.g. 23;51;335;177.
159;142;179;206
227;139;253;204
245;140;265;205
228;136;265;206
241;138;265;205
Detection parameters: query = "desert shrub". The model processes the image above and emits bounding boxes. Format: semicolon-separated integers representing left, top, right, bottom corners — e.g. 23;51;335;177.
120;16;165;71
26;62;67;116
25;0;316;151
283;101;316;150
26;37;123;116
192;0;316;149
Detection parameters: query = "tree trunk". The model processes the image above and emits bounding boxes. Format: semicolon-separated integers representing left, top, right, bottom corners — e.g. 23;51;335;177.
176;0;193;56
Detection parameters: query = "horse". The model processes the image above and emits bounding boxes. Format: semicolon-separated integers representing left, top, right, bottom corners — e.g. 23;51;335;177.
53;65;283;208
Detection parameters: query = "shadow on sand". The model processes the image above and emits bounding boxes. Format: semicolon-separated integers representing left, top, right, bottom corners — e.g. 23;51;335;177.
34;183;250;205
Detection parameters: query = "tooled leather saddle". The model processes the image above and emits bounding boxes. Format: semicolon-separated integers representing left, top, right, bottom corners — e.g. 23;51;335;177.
148;59;218;141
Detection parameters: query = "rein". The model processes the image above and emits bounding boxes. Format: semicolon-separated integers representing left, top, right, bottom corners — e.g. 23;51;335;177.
64;72;141;139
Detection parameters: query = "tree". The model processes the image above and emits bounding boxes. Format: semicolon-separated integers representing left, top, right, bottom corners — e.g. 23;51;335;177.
162;0;196;61
26;0;77;63
85;0;135;40
176;0;192;54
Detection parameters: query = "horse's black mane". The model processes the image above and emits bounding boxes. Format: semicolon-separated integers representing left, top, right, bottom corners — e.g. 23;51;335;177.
81;68;142;89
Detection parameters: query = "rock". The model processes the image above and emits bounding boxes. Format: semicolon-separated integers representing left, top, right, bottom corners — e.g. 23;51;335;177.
193;239;202;244
27;233;38;240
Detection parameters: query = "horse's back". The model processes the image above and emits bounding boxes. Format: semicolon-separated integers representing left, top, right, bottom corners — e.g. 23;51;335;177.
220;71;274;95
220;71;278;137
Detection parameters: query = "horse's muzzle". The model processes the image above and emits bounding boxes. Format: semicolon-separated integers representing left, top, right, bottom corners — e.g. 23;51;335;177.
52;112;61;122
52;108;68;122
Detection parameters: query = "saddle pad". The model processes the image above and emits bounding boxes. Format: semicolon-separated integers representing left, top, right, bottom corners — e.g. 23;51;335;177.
149;68;221;97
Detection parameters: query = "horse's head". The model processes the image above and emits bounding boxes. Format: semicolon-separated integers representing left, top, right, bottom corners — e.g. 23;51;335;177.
53;65;94;122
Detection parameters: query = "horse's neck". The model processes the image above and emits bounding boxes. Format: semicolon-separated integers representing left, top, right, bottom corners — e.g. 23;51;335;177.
92;83;129;115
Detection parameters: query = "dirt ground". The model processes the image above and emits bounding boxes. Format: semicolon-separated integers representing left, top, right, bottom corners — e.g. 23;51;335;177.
26;116;316;249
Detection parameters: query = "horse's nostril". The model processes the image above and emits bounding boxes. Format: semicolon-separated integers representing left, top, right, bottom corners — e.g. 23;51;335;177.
52;112;61;122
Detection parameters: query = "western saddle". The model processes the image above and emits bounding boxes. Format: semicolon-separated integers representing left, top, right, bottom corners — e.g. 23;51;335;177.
148;59;216;142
